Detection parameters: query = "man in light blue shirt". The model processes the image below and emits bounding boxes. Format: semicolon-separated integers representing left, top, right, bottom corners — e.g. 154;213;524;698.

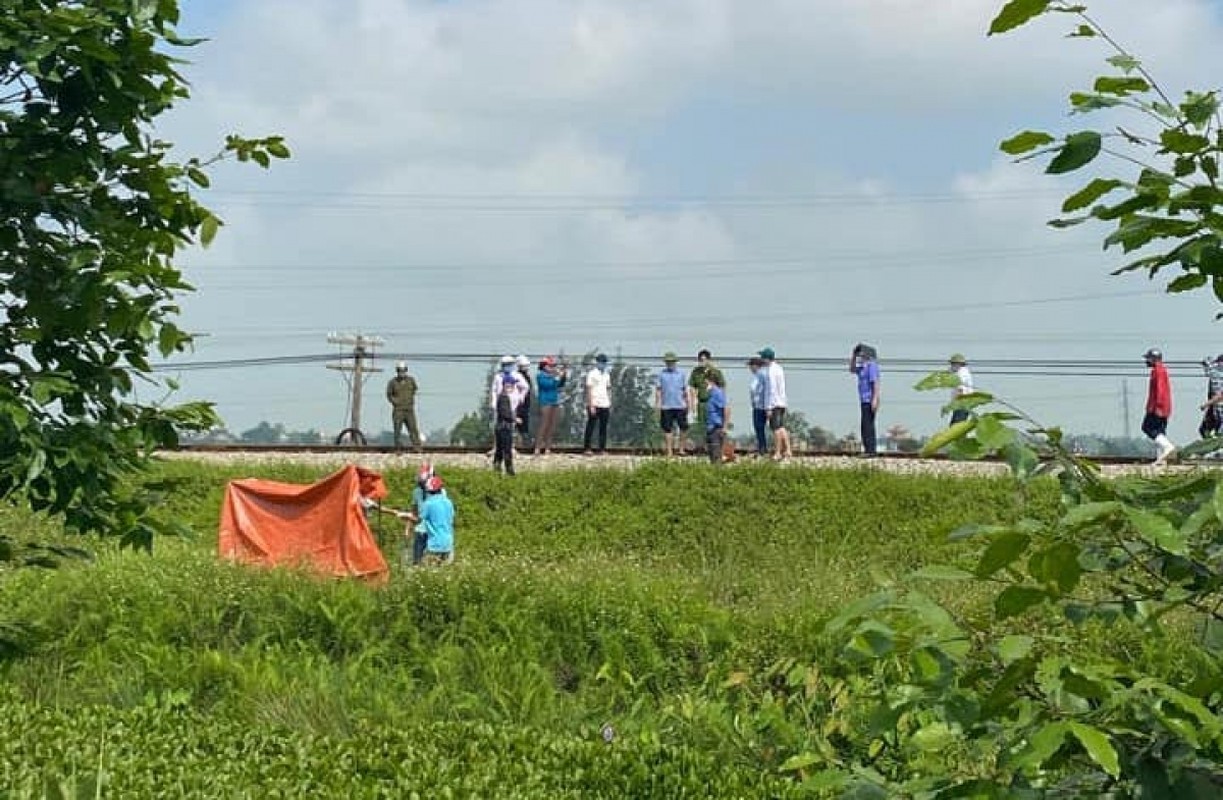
655;351;692;456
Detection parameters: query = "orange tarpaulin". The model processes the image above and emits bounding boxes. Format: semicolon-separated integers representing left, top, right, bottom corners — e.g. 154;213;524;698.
218;465;389;581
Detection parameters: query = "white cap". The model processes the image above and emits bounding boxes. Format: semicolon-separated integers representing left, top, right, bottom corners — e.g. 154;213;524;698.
395;361;407;371
516;354;530;367
499;355;515;365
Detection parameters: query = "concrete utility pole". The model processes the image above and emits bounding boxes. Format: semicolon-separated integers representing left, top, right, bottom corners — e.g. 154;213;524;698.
326;332;384;445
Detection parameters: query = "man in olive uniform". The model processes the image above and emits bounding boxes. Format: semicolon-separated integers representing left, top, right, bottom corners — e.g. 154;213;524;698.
386;361;422;450
688;348;725;450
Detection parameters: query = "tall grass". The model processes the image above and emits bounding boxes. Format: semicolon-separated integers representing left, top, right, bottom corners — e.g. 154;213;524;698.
1;460;1180;796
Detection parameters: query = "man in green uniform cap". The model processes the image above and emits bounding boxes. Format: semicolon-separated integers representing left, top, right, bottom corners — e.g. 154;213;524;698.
688;348;725;451
387;361;422;450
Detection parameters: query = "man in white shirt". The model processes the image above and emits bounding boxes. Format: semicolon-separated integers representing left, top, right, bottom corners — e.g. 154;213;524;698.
948;353;973;425
759;347;791;460
583;353;612;454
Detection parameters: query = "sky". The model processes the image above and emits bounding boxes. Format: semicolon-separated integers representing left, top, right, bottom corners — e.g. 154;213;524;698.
154;0;1223;445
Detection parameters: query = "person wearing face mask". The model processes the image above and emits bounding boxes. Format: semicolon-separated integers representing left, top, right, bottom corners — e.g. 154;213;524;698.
849;344;880;457
583;353;612;454
489;356;527;456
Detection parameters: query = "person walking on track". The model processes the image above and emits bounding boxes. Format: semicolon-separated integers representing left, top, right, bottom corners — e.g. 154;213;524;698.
1143;347;1176;464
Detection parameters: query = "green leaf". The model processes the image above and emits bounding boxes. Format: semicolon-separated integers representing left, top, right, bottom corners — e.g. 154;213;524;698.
995;586;1047;619
921;420;976;457
1061;178;1124;212
849;620;895;658
975;531;1031;579
910;722;956;752
1067;24;1095;37
1061;500;1122;528
266;141;291;159
989;0;1052;35
132;0;159;24
974;414;1015;450
1046;131;1102;174
1016;721;1070;770
998;635;1034;665
1000;130;1056;155
199;214;220;247
1124;508;1188;555
1106;54;1141;73
1094;76;1150;96
186;167;211;188
1028;541;1082;594
1161;129;1211;154
780;752;821;771
1067;723;1120;777
912;565;975;581
1069;92;1122;112
913;370;960;391
1181;91;1219;129
1167;273;1208;293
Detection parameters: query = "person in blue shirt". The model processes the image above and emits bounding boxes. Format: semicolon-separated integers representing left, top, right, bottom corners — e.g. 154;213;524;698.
849;343;881;456
418;475;455;565
704;374;729;464
655;351;692;456
747;357;768;458
533;356;568;454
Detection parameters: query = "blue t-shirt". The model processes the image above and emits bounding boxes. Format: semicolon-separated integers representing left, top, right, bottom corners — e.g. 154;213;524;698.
420;492;455;554
655;367;688;409
706;385;726;430
536;371;566;406
855;360;879;403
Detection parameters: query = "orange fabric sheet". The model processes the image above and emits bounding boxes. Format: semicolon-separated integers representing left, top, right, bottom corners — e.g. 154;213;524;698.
218;465;389;581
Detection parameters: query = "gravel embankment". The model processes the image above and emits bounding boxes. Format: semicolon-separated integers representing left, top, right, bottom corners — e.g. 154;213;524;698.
157;450;1209;479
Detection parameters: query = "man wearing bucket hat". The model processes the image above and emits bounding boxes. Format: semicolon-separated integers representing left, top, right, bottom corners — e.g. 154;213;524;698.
759;347;791;460
655;351;693;457
1143;347;1176;464
947;353;974;425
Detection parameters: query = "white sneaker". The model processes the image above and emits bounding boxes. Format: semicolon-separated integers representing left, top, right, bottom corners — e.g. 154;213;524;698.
1154;444;1176;464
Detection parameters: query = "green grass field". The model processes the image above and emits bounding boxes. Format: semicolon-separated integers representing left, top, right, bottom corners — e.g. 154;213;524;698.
0;460;1192;797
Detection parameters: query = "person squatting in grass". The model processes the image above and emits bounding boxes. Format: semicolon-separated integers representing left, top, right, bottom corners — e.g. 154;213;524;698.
655;351;693;457
704;372;729;464
394;462;436;566
418;475;454;565
849;343;880;456
1200;354;1223;440
1143;347;1177;464
584;353;612;454
747;357;769;458
493;371;524;476
533;355;567;454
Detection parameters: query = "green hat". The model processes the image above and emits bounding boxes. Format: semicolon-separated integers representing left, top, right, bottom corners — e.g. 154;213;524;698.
663;351;678;362
949;353;967;364
758;347;775;360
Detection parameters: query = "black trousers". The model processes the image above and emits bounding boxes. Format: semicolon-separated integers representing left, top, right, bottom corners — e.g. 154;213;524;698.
584;407;609;451
493;424;515;474
1141;412;1168;440
860;402;877;455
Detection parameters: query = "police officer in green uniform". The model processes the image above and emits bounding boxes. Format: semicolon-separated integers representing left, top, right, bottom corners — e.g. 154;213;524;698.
688;348;725;448
387;361;422;450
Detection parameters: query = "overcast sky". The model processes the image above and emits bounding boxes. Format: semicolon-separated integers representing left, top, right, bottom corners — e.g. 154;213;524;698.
156;0;1223;445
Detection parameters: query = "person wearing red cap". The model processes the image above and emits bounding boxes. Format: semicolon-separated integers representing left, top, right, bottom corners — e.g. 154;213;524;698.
534;356;568;454
418;475;454;565
1143;347;1176;464
392;463;436;565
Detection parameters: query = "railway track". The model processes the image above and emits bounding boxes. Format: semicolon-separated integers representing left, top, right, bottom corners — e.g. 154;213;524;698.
167;442;1211;468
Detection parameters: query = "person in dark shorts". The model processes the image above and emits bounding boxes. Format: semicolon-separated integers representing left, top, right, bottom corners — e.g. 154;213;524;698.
1142;347;1176;464
1199;354;1223;439
655;351;692;456
515;354;533;449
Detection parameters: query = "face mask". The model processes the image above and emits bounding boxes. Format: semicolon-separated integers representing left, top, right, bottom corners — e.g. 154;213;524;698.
598;364;609;373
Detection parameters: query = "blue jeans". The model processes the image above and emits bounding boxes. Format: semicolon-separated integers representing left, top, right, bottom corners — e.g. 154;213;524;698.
752;408;768;453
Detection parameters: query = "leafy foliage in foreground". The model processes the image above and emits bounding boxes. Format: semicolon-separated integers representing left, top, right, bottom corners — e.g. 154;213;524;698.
1;461;1211;797
0;1;287;552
